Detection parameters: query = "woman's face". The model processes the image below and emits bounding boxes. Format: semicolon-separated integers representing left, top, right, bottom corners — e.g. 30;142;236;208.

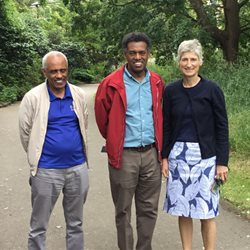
179;51;202;78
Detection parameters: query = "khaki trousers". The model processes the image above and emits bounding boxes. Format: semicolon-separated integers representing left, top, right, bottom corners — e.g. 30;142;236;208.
109;147;161;250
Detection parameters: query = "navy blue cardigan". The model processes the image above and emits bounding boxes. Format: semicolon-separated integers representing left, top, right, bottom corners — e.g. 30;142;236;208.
162;76;229;166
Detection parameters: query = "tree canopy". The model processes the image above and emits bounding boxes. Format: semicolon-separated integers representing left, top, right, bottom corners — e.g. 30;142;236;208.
0;0;249;102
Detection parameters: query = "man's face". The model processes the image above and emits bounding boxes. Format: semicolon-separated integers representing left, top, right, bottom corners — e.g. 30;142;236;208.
124;41;149;79
42;55;68;95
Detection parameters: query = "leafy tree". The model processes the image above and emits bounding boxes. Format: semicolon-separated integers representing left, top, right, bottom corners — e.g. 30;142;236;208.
0;0;49;101
99;0;250;63
187;0;249;63
61;0;114;74
1;0;249;103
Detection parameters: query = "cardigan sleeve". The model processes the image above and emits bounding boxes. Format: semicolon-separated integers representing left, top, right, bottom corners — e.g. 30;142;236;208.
211;85;229;166
162;85;172;158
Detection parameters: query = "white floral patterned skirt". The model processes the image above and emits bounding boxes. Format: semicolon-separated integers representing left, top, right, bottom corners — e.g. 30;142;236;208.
163;142;220;219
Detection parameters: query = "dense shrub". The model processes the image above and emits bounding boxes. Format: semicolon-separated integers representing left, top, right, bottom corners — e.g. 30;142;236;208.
201;61;250;114
0;1;47;102
148;61;180;84
51;42;91;70
229;110;250;155
71;68;94;83
87;62;108;82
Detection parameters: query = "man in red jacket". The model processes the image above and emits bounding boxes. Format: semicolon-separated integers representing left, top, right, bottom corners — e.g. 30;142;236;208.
95;32;164;250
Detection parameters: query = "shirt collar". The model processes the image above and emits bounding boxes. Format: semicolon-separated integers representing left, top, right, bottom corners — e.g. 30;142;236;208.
47;81;72;102
124;65;150;83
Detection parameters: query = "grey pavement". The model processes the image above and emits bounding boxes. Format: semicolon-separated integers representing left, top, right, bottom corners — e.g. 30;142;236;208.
0;83;249;250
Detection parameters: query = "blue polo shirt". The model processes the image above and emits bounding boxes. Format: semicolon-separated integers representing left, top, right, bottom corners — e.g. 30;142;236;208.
38;83;85;168
123;67;155;147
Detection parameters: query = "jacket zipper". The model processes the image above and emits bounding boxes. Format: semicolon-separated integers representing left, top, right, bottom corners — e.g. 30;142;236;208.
154;80;161;160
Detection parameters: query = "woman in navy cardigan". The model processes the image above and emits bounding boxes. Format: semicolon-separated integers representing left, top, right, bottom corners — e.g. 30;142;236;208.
162;39;229;250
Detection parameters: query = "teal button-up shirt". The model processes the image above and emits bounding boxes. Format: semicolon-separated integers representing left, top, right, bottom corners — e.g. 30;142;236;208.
123;67;155;147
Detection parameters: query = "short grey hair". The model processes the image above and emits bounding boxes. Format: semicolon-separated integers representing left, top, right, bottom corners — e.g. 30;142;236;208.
42;51;68;69
177;39;203;64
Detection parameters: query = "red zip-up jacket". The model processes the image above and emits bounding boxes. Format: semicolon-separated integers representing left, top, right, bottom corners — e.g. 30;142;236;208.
94;65;165;168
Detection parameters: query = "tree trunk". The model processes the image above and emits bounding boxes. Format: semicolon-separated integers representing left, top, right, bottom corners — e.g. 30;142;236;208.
221;0;241;62
189;0;241;63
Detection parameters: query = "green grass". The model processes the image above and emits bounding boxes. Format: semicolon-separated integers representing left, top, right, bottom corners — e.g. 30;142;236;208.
229;110;250;155
221;155;250;218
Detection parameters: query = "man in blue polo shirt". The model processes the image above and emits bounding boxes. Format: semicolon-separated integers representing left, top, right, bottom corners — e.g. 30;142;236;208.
19;51;89;250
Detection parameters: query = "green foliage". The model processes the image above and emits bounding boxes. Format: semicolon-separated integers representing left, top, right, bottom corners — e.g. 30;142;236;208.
238;0;250;56
87;61;108;82
0;0;44;96
0;80;33;102
76;0;220;67
229;111;250;155
71;68;94;83
20;12;50;56
147;60;180;83
201;60;250;114
0;0;24;28
148;14;212;65
0;84;19;102
37;2;76;45
70;61;109;83
51;41;91;71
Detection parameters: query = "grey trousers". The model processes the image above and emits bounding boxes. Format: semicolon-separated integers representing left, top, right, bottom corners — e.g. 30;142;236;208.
109;148;161;250
28;163;89;250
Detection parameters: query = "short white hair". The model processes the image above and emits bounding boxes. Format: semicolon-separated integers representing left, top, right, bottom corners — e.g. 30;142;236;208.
42;51;68;69
177;39;203;64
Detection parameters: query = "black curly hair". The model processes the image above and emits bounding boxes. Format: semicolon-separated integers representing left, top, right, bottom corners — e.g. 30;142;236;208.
122;32;151;51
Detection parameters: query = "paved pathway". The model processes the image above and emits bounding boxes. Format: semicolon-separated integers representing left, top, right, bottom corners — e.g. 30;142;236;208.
0;83;249;250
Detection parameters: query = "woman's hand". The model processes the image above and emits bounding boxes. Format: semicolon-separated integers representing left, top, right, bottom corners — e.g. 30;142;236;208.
216;165;228;183
161;158;169;178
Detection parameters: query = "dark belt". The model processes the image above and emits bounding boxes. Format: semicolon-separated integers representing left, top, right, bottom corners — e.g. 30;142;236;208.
124;143;155;152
